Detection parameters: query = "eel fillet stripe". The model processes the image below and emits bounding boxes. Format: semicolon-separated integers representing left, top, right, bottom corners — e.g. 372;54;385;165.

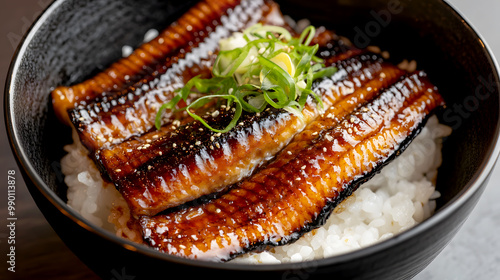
140;71;444;261
115;53;389;217
52;0;242;124
68;0;281;152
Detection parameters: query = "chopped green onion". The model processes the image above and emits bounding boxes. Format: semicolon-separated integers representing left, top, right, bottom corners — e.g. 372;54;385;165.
186;95;242;133
155;23;338;132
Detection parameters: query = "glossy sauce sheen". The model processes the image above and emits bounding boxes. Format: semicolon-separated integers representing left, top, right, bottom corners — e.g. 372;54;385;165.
53;0;244;124
140;71;444;261
62;0;342;217
68;0;278;152
52;0;447;262
112;53;400;217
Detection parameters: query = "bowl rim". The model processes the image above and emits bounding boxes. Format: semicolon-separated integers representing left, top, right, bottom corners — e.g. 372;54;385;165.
5;0;500;273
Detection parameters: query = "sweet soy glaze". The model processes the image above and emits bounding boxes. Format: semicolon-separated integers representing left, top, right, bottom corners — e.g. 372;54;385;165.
140;72;443;261
68;0;271;151
51;0;445;262
114;54;397;217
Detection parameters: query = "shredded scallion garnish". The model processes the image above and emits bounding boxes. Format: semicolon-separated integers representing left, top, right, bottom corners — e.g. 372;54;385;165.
155;23;337;133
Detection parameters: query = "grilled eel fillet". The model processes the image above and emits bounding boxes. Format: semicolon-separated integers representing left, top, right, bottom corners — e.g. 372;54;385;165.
67;0;281;151
53;0;282;125
62;2;365;216
140;71;444;261
106;53;402;217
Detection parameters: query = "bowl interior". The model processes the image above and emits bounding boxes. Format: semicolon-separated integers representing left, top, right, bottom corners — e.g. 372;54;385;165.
6;0;500;276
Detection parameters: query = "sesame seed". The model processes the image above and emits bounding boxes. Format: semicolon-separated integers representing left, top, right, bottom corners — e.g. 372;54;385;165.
195;141;201;145
296;177;301;181
216;142;221;149
323;147;327;152
159;151;163;155
228;88;234;94
301;165;306;170
287;151;293;155
212;110;220;118
312;131;318;135
173;143;177;148
215;208;221;213
210;136;215;141
350;117;356;123
115;169;121;172
348;128;353;134
179;244;186;249
199;128;204;131
325;134;333;141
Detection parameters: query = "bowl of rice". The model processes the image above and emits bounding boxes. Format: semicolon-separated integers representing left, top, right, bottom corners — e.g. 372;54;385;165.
5;0;500;279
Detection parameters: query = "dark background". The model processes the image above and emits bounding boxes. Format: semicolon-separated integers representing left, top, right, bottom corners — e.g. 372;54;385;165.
0;0;498;279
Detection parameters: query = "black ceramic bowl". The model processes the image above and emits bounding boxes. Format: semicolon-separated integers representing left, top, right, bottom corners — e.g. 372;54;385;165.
5;0;500;279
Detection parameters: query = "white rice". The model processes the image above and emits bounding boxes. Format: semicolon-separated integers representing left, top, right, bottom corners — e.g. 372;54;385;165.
62;129;141;242
62;115;452;262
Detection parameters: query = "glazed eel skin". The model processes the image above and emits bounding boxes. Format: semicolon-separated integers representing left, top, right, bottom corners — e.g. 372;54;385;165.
62;1;374;217
61;0;302;217
52;0;446;261
113;52;402;217
140;71;444;261
67;0;282;151
53;0;281;125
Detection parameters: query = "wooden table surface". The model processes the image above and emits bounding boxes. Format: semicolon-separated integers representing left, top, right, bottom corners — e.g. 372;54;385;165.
1;1;499;280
